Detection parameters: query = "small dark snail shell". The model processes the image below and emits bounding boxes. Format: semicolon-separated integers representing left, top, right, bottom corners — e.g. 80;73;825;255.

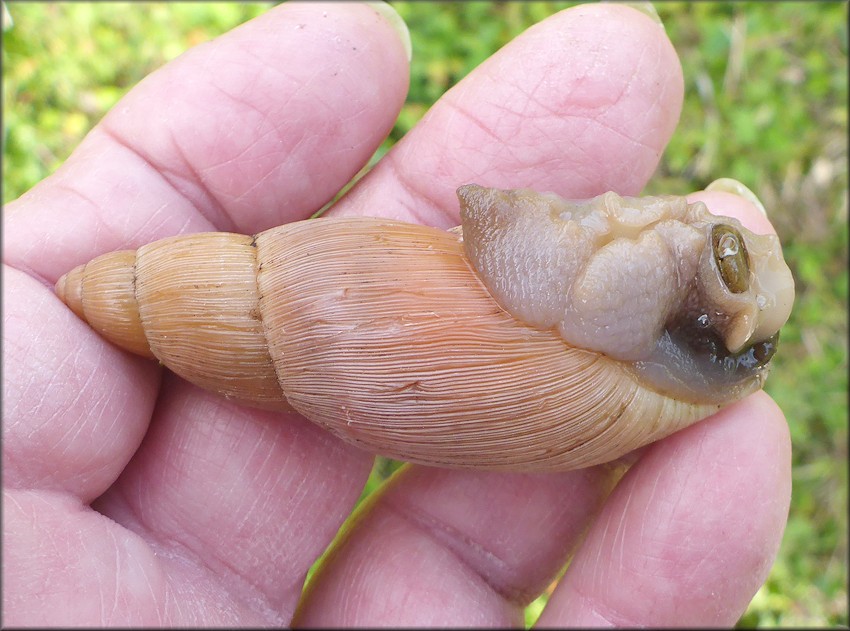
54;185;795;471
713;223;750;294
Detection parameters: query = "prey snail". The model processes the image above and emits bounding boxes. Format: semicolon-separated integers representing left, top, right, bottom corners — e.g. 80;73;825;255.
55;185;795;471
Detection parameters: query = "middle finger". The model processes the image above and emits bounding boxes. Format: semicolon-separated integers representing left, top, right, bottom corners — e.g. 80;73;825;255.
329;3;682;227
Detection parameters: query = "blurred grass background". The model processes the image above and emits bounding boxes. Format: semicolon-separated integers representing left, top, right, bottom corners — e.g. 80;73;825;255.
3;1;846;627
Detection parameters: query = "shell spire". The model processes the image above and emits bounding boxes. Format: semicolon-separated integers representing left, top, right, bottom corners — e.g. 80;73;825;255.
56;233;291;411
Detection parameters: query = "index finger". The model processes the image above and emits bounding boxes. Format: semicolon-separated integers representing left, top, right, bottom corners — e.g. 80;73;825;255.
3;1;410;285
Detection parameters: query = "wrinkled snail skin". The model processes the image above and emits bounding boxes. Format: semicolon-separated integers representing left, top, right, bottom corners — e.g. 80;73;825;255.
55;185;795;472
457;185;795;406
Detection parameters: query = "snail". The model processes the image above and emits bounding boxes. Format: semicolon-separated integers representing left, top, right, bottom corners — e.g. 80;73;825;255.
55;185;795;471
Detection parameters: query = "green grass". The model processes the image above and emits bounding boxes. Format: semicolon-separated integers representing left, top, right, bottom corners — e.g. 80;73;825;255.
3;2;847;627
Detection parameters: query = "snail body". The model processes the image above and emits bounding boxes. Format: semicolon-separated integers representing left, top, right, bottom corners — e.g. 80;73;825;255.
55;185;795;471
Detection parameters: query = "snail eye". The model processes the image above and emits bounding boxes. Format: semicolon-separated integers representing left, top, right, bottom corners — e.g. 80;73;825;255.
712;224;750;293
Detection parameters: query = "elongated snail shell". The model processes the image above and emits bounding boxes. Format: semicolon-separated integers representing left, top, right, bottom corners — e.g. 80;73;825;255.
55;185;795;471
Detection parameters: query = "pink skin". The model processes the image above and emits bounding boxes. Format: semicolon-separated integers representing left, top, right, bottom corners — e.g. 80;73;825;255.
2;2;790;627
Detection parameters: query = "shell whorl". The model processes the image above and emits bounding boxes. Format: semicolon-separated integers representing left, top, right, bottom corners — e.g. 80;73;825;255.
56;233;289;409
55;181;795;472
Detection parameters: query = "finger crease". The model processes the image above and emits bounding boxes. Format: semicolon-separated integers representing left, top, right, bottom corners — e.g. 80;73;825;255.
382;497;530;605
98;123;236;233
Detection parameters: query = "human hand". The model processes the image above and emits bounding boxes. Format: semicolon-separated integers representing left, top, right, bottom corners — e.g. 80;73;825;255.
3;2;790;626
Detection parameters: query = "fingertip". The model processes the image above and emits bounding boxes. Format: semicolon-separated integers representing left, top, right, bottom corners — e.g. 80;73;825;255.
638;390;792;509
705;177;768;216
687;188;777;236
538;390;792;627
363;0;412;62
611;2;665;29
716;389;793;477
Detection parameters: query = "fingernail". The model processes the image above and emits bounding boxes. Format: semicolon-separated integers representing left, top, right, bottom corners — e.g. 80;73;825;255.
364;1;412;62
2;2;13;31
616;2;665;29
705;178;769;217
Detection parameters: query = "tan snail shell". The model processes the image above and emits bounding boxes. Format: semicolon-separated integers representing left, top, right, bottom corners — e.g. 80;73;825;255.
55;185;795;471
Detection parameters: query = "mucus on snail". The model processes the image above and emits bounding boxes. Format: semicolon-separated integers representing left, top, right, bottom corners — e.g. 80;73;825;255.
55;185;795;471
